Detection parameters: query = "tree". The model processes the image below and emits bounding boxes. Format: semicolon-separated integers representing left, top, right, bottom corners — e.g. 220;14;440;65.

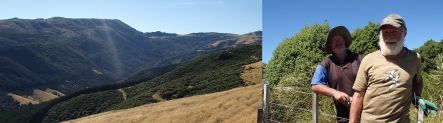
265;23;332;122
265;23;329;87
415;40;443;72
349;22;380;56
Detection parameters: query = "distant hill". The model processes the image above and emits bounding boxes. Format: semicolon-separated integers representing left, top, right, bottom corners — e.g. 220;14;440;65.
63;84;263;123
0;17;261;111
0;45;262;123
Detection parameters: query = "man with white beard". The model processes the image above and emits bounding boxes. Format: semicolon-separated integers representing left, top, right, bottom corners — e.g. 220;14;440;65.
349;14;423;122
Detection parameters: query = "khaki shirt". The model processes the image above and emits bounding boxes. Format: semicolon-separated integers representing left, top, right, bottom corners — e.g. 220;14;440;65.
353;48;422;122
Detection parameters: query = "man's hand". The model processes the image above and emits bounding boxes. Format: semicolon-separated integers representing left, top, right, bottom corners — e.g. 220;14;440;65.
349;91;365;123
332;90;350;103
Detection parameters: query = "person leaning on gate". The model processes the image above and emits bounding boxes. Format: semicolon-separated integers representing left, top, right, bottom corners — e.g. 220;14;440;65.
310;26;363;123
349;13;424;123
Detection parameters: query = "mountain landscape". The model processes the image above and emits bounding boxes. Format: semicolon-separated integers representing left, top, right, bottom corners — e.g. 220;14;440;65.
0;17;262;123
0;44;262;123
0;17;261;113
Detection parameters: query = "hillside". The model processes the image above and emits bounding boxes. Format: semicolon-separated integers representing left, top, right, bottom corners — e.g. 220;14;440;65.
0;17;261;111
63;84;263;123
41;45;261;122
0;45;262;123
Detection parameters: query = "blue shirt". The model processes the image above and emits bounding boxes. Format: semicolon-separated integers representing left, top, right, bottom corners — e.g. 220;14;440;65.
311;64;328;85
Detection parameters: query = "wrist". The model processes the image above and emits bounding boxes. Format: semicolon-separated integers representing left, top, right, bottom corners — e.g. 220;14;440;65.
331;90;337;97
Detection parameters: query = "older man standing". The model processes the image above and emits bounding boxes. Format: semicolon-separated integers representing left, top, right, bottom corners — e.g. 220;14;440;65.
349;14;423;122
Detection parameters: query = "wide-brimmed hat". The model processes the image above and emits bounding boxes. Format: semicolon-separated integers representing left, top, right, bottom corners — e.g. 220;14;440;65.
325;26;352;54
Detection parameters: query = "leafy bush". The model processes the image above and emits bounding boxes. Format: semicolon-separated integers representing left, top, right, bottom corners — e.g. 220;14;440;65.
265;23;329;87
349;22;379;55
43;90;123;123
415;40;443;72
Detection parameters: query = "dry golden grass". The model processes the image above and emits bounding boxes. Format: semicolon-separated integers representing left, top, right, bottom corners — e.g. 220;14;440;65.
210;33;261;47
236;34;262;44
117;89;127;101
241;61;262;86
6;93;39;105
32;89;59;102
7;88;63;105
63;85;263;123
152;91;166;102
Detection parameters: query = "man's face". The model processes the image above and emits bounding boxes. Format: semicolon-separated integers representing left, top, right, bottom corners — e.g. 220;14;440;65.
330;35;346;56
379;25;406;56
381;25;405;45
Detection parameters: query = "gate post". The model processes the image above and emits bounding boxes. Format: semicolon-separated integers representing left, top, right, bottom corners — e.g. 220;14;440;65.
263;81;270;123
312;92;318;123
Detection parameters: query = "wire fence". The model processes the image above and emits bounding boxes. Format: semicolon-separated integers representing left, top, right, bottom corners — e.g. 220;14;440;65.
259;81;424;123
261;81;344;123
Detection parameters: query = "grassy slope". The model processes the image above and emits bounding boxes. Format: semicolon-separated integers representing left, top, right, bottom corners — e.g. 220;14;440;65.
63;84;263;123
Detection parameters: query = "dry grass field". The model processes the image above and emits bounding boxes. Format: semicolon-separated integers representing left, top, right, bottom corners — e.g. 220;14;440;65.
63;84;263;123
7;88;64;105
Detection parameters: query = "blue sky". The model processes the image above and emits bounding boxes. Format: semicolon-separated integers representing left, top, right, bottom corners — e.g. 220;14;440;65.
0;0;261;34
263;0;443;63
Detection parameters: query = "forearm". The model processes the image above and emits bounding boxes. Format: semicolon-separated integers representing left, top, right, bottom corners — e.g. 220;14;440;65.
311;85;338;97
349;91;364;123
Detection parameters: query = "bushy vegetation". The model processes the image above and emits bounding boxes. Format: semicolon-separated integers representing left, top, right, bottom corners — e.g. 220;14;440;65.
265;23;329;87
43;90;123;123
417;41;443;108
349;22;380;55
415;40;443;72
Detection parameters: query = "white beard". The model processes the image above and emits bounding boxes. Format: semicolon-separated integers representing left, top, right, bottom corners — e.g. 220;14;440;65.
379;33;405;56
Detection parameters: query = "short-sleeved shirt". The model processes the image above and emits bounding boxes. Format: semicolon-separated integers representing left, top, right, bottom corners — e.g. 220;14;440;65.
353;48;422;122
311;50;362;121
311;64;328;85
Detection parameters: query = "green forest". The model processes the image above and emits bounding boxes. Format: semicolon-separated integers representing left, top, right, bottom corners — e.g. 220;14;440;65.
265;22;443;122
